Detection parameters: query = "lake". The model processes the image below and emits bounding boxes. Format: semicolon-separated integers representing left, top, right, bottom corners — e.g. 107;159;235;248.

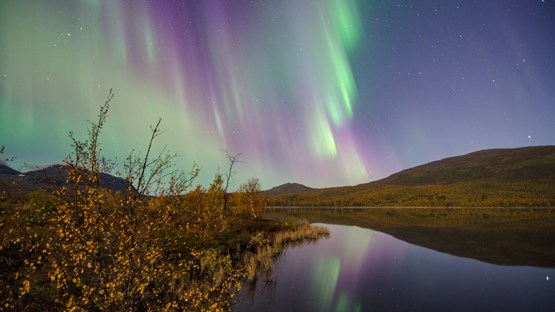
233;223;555;312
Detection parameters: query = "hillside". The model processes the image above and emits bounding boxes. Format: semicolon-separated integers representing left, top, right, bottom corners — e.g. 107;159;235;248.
0;164;20;175
264;182;314;196
375;146;555;186
267;146;555;207
0;164;129;195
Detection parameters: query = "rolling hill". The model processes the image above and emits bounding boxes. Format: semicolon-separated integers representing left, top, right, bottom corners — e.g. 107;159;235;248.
267;146;555;207
375;145;555;186
264;182;315;196
0;164;130;195
0;164;20;175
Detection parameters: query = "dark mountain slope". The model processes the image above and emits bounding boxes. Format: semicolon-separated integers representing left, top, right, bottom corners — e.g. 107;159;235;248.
265;183;315;196
373;146;555;186
1;164;130;195
267;146;555;207
26;165;129;191
0;164;20;175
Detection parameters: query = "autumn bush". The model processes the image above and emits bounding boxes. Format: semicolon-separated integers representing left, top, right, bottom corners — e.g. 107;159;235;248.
0;90;296;311
231;178;266;219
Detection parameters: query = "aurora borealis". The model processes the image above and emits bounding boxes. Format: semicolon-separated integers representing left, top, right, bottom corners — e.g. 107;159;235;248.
1;0;554;188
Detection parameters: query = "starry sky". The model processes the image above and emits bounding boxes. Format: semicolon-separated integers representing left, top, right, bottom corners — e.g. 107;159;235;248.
1;0;554;189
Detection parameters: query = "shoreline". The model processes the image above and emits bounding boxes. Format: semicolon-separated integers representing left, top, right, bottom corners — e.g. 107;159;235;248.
264;207;555;268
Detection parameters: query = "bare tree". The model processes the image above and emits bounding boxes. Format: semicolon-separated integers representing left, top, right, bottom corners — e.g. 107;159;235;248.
64;89;116;211
222;151;241;215
122;118;198;197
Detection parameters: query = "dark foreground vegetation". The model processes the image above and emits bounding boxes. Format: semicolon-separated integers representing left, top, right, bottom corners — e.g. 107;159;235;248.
266;207;555;267
0;91;328;311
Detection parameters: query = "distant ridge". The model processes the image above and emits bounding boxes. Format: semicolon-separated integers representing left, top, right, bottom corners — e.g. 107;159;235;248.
265;182;315;196
0;164;20;175
0;164;130;194
26;164;129;191
267;146;555;207
373;146;555;186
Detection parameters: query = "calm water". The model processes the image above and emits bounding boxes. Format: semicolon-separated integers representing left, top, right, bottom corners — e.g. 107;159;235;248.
233;223;555;312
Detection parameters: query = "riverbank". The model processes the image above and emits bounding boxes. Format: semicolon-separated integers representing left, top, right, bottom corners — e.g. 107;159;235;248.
264;207;555;267
241;220;329;284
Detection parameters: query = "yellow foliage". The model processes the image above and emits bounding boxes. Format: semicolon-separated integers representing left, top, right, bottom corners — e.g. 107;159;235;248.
232;178;266;218
1;90;324;310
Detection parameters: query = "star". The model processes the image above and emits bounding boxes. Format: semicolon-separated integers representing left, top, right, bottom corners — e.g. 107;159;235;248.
1;0;554;189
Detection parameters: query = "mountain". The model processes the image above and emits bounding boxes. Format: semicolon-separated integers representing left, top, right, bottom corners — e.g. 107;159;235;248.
25;164;68;186
1;164;130;195
267;146;555;207
374;146;555;186
265;182;315;196
0;163;20;175
26;164;129;191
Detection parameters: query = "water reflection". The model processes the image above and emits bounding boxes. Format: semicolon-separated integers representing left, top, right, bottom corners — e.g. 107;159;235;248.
233;224;555;312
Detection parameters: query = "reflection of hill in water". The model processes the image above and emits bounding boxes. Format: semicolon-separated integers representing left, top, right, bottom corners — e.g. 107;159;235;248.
268;208;555;268
377;226;555;268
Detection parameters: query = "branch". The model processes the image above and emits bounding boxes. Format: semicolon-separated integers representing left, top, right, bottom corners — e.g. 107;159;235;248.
136;118;162;195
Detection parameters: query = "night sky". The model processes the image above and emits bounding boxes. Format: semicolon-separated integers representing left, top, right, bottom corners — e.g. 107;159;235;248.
1;0;554;188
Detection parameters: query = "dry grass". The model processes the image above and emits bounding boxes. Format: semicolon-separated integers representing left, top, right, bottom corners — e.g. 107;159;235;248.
242;221;329;283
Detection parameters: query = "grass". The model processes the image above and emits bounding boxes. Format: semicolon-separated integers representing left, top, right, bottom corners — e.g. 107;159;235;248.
241;220;329;283
265;207;555;267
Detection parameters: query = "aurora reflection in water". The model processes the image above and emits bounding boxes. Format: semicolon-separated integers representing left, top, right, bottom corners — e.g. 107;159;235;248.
234;224;555;312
